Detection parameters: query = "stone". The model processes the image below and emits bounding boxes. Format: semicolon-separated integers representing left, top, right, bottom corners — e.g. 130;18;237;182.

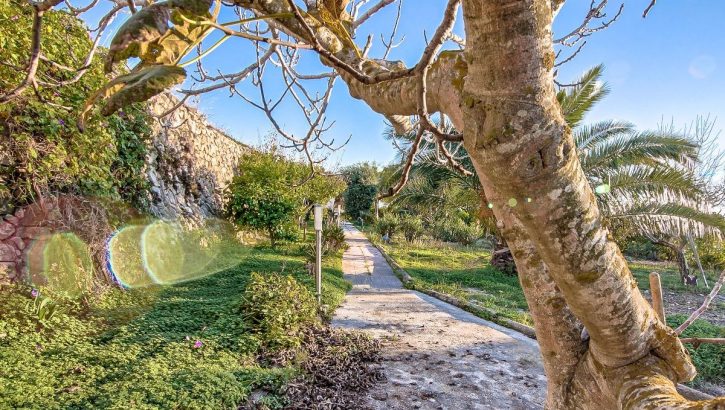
8;236;24;251
18;227;51;240
0;221;15;240
0;243;15;262
4;214;19;225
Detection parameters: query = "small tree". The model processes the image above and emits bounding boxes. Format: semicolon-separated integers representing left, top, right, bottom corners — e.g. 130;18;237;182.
227;151;344;247
400;215;424;243
342;164;379;221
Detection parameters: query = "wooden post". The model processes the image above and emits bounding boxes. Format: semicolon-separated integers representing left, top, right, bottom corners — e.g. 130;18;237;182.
649;272;665;322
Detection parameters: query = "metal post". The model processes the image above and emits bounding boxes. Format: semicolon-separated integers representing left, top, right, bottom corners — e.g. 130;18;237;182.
314;204;323;304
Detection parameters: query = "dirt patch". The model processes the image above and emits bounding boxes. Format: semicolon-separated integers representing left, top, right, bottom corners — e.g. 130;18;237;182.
283;326;385;409
642;289;725;326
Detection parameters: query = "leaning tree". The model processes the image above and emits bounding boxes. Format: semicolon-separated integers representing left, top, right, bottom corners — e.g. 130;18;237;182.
3;0;724;407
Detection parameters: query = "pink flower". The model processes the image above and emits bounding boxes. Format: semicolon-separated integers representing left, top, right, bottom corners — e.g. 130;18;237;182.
31;289;39;298
193;340;203;349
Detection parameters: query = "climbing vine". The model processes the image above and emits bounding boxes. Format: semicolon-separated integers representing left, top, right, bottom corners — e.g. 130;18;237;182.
0;0;153;213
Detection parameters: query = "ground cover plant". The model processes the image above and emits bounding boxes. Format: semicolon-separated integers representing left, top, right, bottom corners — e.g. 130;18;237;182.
0;236;355;409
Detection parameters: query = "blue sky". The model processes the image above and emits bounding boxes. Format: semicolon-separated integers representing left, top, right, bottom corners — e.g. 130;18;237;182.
89;1;725;168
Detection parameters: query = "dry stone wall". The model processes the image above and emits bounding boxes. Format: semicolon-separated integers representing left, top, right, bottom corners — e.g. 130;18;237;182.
145;94;250;219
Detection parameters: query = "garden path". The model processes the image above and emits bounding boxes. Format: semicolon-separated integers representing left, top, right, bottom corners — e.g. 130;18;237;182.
332;223;548;409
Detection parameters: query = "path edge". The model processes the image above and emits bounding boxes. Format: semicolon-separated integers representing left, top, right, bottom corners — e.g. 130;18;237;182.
368;239;537;339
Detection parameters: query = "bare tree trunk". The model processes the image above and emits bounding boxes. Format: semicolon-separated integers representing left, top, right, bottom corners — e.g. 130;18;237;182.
457;1;719;408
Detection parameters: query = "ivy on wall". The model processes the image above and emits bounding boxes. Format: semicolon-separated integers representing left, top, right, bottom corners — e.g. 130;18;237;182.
0;0;153;213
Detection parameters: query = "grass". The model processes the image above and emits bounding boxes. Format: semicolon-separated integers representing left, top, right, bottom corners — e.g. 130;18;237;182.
377;240;531;326
0;236;349;410
628;261;722;293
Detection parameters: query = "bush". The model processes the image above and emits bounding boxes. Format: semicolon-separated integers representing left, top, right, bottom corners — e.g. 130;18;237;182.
430;218;482;245
622;237;672;261
667;315;724;385
342;163;379;221
241;272;318;350
0;1;152;213
323;224;348;254
375;214;400;238
226;151;344;247
400;215;424;243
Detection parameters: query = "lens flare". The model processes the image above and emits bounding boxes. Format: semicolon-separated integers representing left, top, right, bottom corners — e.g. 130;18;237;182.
107;225;156;288
141;221;187;285
26;232;93;296
104;218;243;288
595;184;611;194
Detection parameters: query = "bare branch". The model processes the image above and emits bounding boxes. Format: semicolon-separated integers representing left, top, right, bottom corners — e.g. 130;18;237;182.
675;269;724;335
353;0;396;28
643;0;657;18
554;1;623;47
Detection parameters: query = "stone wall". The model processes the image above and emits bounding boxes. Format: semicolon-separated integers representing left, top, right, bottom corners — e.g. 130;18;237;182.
0;96;248;284
145;94;250;219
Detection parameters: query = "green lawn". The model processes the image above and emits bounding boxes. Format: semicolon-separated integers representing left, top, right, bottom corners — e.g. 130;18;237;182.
363;230;723;388
0;238;349;409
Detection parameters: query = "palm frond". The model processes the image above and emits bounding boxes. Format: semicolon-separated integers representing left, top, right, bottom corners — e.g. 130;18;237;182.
574;120;635;154
557;65;609;128
606;202;725;239
580;131;699;174
599;165;705;204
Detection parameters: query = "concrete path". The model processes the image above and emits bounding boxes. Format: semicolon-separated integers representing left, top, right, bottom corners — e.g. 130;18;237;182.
332;223;548;410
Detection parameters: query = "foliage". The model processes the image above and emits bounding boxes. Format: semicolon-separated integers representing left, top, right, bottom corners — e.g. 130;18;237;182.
0;236;350;409
342;163;379;221
0;1;153;213
322;224;348;254
399;215;424;242
375;213;399;238
241;272;319;350
226;150;344;246
430;217;483;245
559;67;724;242
622;236;673;261
696;236;725;272
667;315;724;386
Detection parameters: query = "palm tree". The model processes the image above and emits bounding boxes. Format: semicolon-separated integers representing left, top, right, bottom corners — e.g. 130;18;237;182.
385;65;725;280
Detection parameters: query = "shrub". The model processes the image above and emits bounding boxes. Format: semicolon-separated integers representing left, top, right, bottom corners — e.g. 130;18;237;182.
342;163;378;221
240;272;318;350
400;215;424;243
667;315;724;385
375;214;400;238
323;224;348;254
226;151;344;247
430;218;483;245
622;237;672;261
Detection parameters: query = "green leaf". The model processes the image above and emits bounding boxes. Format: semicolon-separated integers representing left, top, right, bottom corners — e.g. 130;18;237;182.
79;65;186;130
105;0;212;71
